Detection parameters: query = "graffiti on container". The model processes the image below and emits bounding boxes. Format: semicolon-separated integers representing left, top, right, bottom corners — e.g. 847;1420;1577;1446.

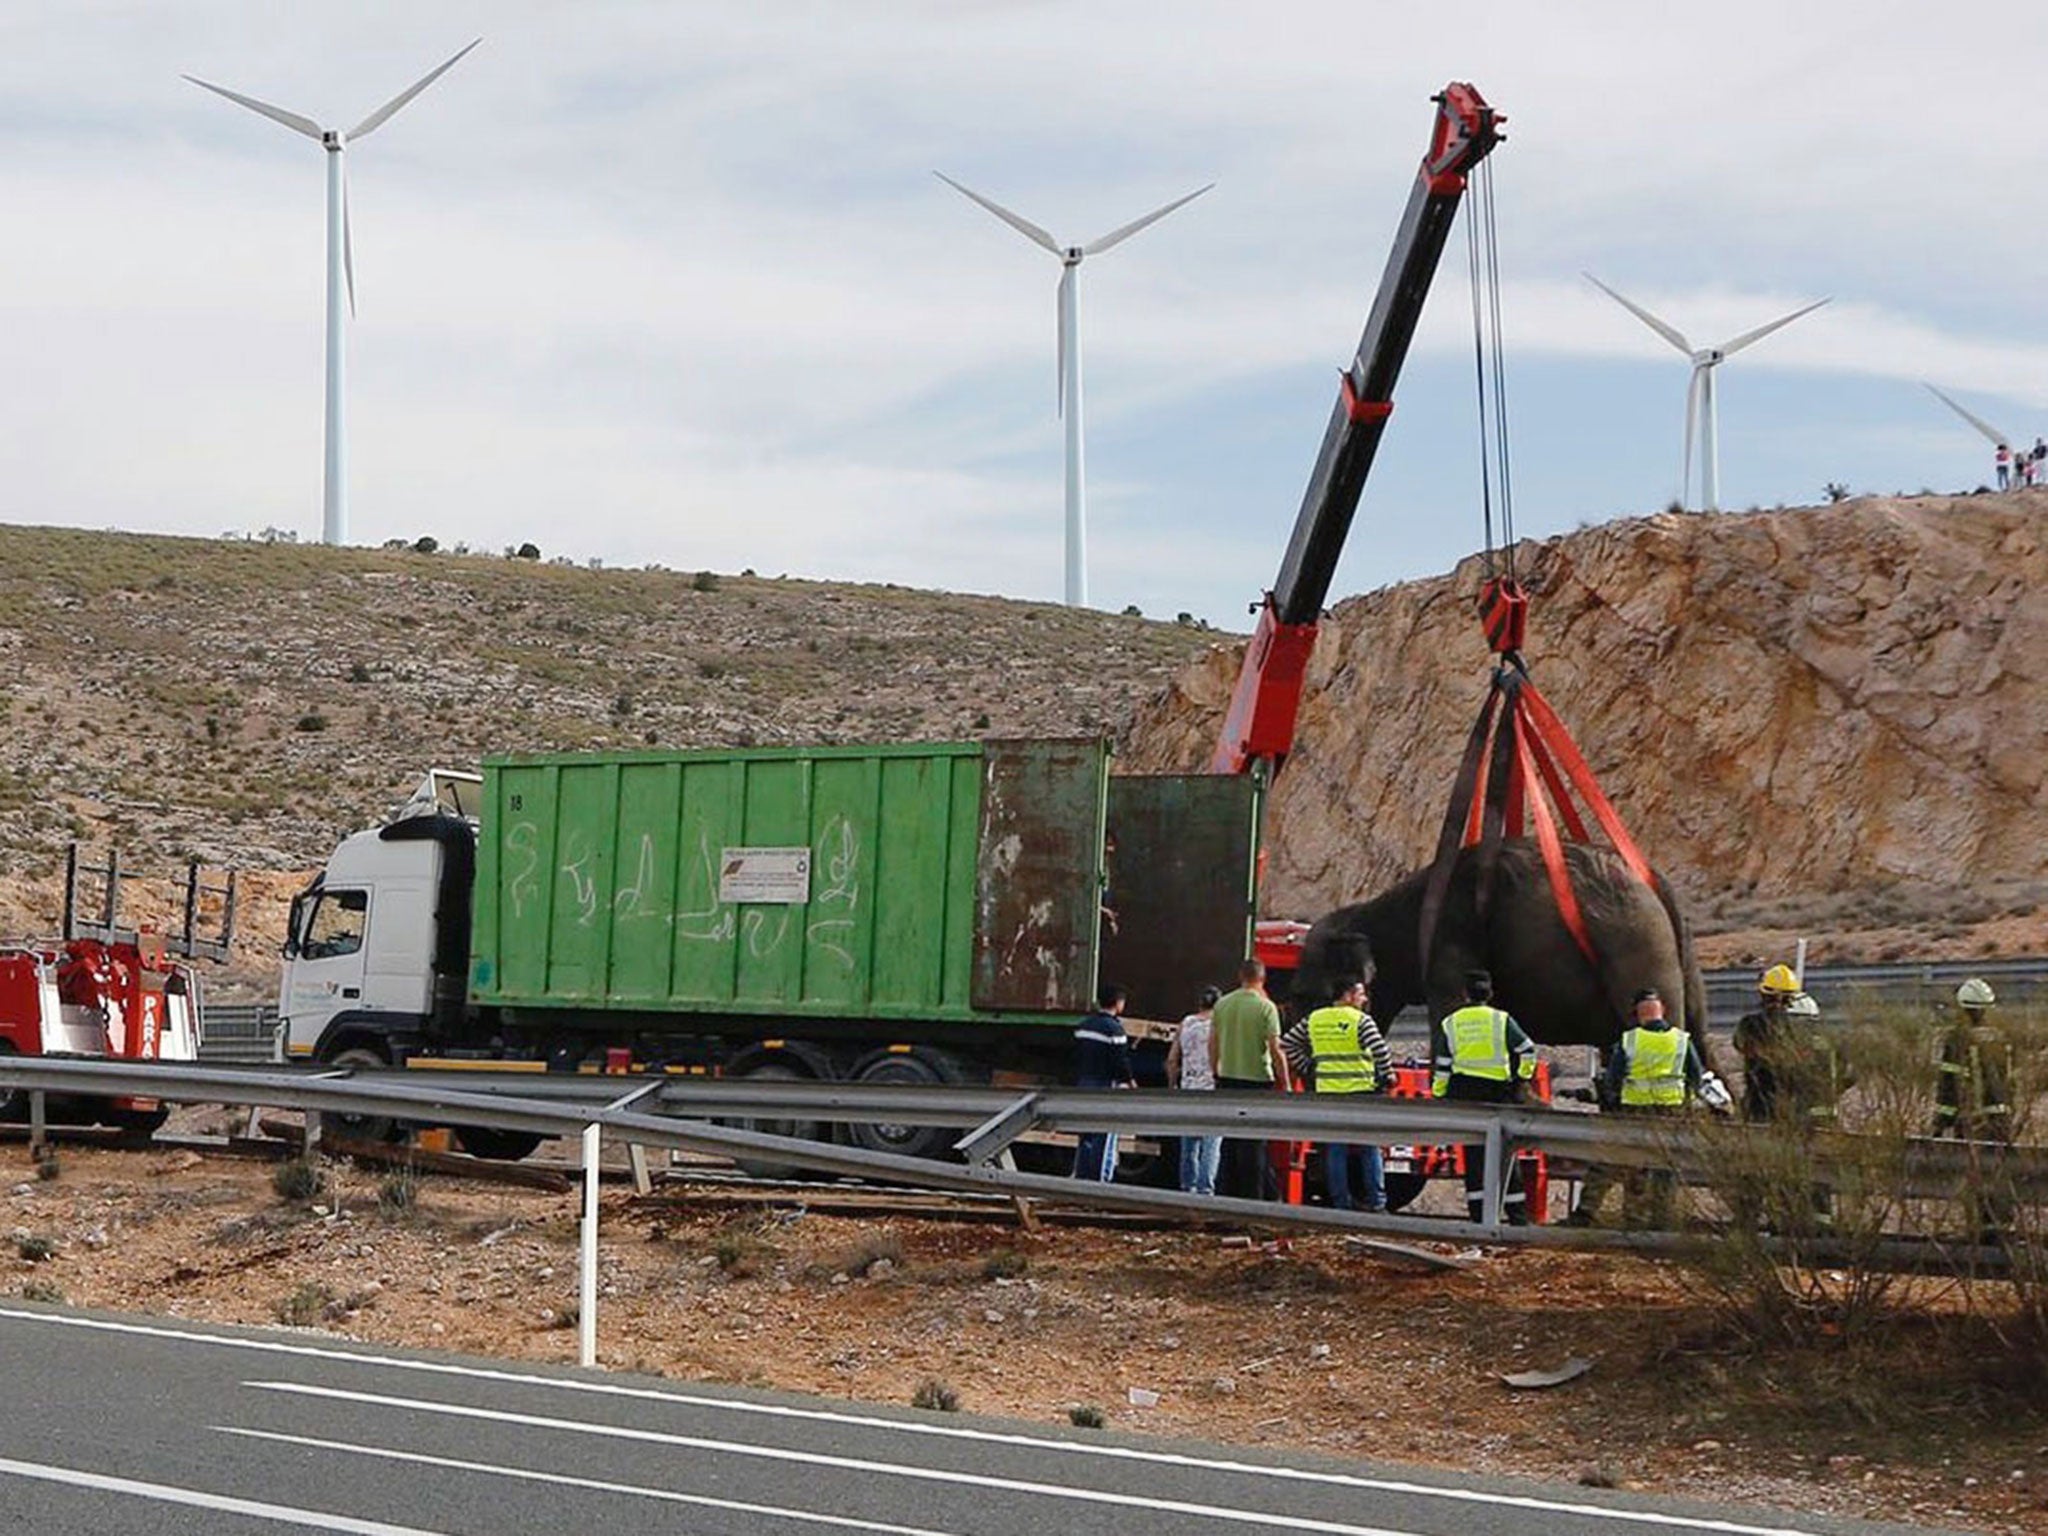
674;829;736;943
613;833;662;923
806;816;861;971
558;832;601;927
744;907;792;958
505;822;541;920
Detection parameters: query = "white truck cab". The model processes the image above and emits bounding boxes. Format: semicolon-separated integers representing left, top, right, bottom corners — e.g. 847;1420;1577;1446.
279;771;479;1061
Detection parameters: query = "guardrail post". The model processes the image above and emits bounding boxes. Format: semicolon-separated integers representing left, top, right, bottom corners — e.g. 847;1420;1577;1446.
28;1091;46;1162
304;1109;323;1158
579;1122;600;1369
1480;1118;1504;1232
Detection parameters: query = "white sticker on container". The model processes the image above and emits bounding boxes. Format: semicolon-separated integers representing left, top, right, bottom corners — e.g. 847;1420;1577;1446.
718;847;812;904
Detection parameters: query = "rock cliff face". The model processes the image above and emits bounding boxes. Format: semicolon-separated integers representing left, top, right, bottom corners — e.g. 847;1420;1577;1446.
1126;496;2048;939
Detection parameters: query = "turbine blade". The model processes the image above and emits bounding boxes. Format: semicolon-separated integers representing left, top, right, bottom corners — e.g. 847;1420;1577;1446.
183;75;324;140
1923;383;2011;449
1081;182;1214;257
343;162;356;317
346;38;481;140
1583;272;1692;355
934;173;1062;256
1716;297;1830;358
1056;266;1071;418
1683;366;1702;508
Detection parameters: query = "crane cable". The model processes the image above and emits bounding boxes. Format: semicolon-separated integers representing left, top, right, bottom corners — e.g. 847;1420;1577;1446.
1464;157;1516;579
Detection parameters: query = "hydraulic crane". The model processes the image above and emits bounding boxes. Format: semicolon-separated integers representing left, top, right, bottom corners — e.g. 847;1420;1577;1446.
1210;83;1501;780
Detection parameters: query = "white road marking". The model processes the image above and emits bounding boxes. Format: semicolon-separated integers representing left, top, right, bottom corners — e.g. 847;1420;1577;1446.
0;1451;450;1535
0;1307;1834;1536
221;1425;966;1536
246;1379;1466;1536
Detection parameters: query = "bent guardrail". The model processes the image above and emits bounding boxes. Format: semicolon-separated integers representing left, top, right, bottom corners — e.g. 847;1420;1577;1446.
0;1056;2032;1242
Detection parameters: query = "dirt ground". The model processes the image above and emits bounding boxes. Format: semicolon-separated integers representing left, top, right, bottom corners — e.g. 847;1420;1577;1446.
4;1125;2046;1535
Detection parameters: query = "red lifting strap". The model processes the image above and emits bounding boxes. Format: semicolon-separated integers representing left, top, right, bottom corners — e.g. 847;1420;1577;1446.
1513;720;1597;965
1516;682;1656;889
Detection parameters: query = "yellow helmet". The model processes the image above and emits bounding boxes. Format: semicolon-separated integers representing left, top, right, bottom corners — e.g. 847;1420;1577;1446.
1759;964;1801;997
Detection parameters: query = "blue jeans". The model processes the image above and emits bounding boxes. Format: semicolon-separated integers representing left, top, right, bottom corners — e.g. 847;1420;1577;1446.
1325;1143;1385;1211
1179;1135;1221;1196
1073;1132;1118;1182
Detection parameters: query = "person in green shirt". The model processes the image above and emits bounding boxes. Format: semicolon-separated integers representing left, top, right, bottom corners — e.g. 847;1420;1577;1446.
1208;958;1290;1200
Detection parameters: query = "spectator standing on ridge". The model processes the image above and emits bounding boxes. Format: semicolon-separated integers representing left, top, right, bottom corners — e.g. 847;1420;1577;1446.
1209;959;1290;1200
1165;985;1223;1197
1997;442;2012;490
1071;983;1134;1182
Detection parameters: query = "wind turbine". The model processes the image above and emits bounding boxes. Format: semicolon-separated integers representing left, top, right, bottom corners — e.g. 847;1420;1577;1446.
1585;274;1829;512
937;173;1212;607
186;41;480;547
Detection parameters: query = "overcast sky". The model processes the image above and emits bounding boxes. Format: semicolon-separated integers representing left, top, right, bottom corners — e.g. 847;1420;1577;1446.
0;1;2035;624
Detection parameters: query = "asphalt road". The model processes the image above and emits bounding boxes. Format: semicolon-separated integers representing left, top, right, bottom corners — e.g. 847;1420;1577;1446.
0;1303;1967;1536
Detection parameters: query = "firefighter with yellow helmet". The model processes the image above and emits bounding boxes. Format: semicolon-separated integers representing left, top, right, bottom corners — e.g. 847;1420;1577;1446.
1734;964;1845;1125
1934;978;2015;1240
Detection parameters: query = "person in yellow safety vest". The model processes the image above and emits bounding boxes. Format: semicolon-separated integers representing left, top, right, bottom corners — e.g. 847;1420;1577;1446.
1568;988;1703;1228
1430;970;1538;1225
1286;979;1393;1213
1934;977;2017;1242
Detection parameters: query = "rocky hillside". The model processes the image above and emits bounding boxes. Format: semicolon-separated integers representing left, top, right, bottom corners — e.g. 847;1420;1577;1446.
1126;494;2048;966
0;526;1214;981
4;498;2040;987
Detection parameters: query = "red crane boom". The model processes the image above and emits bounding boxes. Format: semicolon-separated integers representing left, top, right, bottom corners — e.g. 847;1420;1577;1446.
1210;83;1501;780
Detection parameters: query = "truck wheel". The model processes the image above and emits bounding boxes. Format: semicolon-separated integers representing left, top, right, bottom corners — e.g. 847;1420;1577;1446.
321;1045;406;1144
453;1127;545;1162
1382;1171;1427;1213
846;1049;961;1163
727;1059;831;1180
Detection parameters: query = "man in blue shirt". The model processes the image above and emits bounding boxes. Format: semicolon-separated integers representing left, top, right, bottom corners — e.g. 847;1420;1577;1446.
1072;983;1134;1182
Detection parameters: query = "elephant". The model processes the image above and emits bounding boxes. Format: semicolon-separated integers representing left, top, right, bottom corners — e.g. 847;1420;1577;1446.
1292;838;1713;1069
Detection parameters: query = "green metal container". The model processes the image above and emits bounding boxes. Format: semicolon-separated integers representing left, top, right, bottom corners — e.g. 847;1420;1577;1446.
467;739;1119;1023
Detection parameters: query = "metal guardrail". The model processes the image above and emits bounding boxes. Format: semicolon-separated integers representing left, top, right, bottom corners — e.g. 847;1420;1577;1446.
11;1055;2014;1372
4;1055;2035;1234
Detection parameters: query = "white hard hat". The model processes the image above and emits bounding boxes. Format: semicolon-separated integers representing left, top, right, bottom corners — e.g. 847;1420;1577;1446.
1787;992;1820;1019
1956;977;1996;1009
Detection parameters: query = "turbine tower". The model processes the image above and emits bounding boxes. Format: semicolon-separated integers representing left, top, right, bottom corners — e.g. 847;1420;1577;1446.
938;173;1212;606
187;41;480;547
1585;274;1828;513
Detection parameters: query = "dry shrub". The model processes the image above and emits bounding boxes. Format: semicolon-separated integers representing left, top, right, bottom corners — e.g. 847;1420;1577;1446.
1674;999;2048;1401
